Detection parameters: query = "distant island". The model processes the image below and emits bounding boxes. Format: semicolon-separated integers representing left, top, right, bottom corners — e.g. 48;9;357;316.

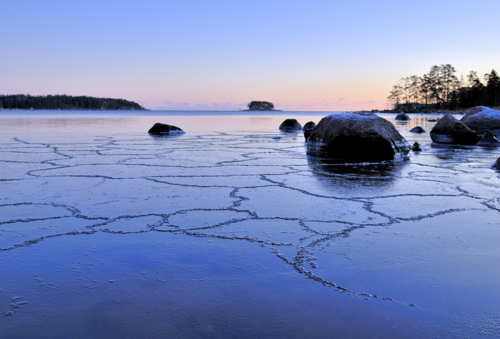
0;94;145;110
245;101;280;111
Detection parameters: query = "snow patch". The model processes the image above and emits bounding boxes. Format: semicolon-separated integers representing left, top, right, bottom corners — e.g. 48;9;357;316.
468;106;500;118
326;112;379;121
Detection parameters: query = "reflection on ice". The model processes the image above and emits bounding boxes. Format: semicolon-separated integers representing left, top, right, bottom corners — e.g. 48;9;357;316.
307;155;403;191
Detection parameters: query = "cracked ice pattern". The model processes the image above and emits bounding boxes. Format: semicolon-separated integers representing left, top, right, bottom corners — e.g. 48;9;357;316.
1;114;500;337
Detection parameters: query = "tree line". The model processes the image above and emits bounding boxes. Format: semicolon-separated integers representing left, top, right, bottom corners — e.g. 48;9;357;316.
387;64;499;112
0;94;145;110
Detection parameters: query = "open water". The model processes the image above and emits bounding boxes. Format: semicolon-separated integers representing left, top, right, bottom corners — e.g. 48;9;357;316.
1;110;500;338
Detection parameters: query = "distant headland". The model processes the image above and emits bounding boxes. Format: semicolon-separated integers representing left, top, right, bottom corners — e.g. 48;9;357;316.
0;94;145;110
243;101;281;111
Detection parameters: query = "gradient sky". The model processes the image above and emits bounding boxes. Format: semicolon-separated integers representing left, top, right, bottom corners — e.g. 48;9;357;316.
2;0;499;111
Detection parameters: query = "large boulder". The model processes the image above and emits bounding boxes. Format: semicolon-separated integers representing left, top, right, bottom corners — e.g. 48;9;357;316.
430;114;479;145
461;106;500;134
306;112;411;162
279;119;302;131
148;123;185;135
395;112;411;121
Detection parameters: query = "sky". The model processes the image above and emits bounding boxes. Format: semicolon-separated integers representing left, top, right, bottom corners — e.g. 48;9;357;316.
2;0;499;111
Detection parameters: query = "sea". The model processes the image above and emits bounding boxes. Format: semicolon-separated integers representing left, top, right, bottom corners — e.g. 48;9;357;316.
1;110;499;338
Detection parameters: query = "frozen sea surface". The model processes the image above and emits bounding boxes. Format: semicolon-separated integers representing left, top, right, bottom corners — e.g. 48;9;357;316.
1;111;500;338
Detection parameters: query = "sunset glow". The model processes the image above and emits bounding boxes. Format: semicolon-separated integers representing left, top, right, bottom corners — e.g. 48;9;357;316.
2;0;499;111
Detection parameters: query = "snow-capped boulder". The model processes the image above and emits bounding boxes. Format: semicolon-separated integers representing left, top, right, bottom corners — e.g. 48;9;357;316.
410;126;425;133
395;112;411;121
477;130;500;146
430;114;479;145
461;106;500;134
148;123;185;135
279;119;302;131
306;112;411;162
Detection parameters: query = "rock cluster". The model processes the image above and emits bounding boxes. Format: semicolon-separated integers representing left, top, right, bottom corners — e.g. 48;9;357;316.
429;107;500;146
430;114;479;145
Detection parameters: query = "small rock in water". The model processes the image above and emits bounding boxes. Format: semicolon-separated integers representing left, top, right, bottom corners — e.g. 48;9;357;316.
303;121;316;141
477;130;500;146
279;119;302;131
409;126;425;133
412;142;422;152
395;112;411;121
302;121;316;131
148;123;185;135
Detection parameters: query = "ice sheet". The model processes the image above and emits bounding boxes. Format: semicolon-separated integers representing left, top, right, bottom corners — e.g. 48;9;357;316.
1;112;500;338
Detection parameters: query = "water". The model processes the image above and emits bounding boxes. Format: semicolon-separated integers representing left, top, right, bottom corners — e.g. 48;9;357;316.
1;110;500;338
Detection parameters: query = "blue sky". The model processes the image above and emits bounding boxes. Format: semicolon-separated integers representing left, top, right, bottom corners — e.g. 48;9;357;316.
2;0;499;110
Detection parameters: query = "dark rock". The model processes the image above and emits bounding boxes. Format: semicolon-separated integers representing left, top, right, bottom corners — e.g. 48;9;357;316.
428;119;437;122
494;157;500;170
279;119;302;131
395;112;411;121
148;123;185;135
303;121;316;141
411;142;422;152
409;126;425;133
477;130;500;146
303;121;316;131
306;112;411;162
304;129;312;141
430;114;479;145
461;106;500;134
